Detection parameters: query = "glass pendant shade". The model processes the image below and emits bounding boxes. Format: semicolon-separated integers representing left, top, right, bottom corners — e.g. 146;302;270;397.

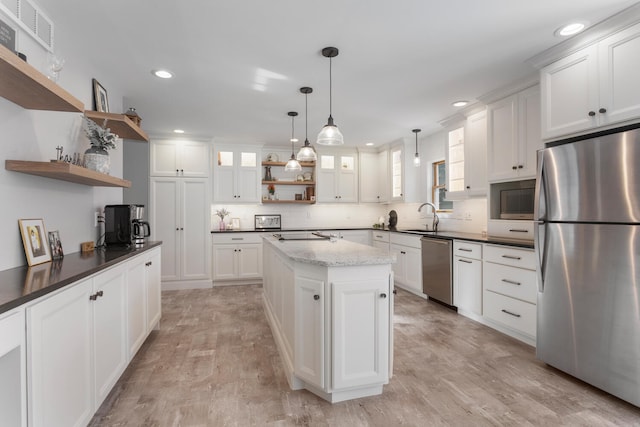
285;155;302;172
297;139;317;161
317;116;344;146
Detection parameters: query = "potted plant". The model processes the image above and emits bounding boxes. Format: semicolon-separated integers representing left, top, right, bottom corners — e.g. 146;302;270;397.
84;117;118;174
267;184;276;200
216;208;230;230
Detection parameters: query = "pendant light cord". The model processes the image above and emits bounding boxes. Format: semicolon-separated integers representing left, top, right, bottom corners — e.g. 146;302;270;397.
305;91;309;142
329;56;332;118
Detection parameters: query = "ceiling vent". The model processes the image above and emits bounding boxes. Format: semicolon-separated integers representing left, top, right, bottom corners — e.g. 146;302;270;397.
0;0;54;51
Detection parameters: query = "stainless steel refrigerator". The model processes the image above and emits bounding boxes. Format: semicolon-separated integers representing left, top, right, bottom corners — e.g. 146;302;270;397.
535;126;640;407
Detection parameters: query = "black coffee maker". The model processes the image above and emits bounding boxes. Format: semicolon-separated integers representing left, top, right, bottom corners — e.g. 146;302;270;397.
104;204;151;246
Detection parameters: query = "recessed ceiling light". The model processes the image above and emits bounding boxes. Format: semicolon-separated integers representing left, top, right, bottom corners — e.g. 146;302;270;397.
152;69;173;79
365;142;374;146
173;129;185;134
555;22;587;37
452;100;468;107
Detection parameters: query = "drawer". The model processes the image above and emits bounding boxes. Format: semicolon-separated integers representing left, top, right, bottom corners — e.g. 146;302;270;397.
213;232;264;245
483;290;536;338
487;220;534;241
484;244;535;270
390;233;421;249
371;231;390;243
453;241;482;260
484;262;537;304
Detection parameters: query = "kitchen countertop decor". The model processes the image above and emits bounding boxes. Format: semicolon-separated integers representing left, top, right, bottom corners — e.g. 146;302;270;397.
0;242;162;315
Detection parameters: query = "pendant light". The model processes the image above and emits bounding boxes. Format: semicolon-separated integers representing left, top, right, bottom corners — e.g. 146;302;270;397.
296;87;317;162
285;112;302;172
412;128;421;167
316;47;344;145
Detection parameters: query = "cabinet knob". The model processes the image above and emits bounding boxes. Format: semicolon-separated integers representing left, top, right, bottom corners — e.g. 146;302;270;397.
400;251;406;254
176;228;179;231
96;290;104;298
588;111;596;117
145;261;152;266
512;166;517;170
599;108;607;114
380;293;387;299
392;289;397;295
466;185;470;189
180;169;184;173
238;249;242;252
313;294;320;300
176;169;179;174
89;293;98;301
180;227;184;231
518;165;523;169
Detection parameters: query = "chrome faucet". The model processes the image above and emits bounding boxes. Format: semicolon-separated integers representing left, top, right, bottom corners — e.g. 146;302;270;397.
418;202;439;232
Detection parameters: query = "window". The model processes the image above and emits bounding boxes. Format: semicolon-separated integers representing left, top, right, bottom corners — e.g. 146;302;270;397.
432;160;453;211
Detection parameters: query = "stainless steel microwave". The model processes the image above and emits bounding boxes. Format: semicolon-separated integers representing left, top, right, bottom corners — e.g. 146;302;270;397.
490;179;536;220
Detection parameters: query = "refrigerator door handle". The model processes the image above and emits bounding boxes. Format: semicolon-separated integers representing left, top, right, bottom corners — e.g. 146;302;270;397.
534;149;546;222
534;221;546;292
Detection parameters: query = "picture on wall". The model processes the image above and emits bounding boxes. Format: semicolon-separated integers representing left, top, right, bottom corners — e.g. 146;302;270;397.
92;78;109;112
19;219;52;266
48;230;64;259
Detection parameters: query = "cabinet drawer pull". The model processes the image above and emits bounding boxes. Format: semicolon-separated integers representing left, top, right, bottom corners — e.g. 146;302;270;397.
458;248;472;252
501;255;522;260
400;251;406;254
588;111;596;117
599;107;607;114
501;279;521;286
508;229;528;233
458;259;472;264
501;309;521;318
313;294;320;300
512;165;517;170
375;235;383;239
380;293;387;299
231;238;244;241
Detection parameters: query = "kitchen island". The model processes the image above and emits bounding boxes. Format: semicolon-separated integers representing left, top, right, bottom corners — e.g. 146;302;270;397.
262;234;395;403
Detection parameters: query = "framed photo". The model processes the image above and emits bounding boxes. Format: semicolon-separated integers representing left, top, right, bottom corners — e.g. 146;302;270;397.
48;230;64;259
231;218;240;230
254;214;281;230
18;219;52;266
92;78;109;112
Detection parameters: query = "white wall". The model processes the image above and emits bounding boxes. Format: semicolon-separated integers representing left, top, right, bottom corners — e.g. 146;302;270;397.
0;16;126;270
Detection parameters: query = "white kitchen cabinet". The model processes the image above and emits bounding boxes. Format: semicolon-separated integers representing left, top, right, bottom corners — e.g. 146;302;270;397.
126;247;162;360
212;233;263;283
0;308;26;427
463;110;488;196
453;241;482;318
359;150;389;203
294;276;325;388
151;178;210;288
540;22;640;140
371;230;390;251
388;139;420;203
150;139;210;177
487;85;541;181
213;145;260;203
316;150;358;202
332;278;389;389
389;233;422;294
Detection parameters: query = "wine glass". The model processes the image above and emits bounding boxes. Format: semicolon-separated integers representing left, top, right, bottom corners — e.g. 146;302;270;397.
47;52;65;82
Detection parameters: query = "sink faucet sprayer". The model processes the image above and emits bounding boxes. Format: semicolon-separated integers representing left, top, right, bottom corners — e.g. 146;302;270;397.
418;202;439;232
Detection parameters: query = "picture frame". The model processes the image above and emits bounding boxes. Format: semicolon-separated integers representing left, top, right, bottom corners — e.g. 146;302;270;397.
48;230;64;259
92;78;109;112
18;219;52;266
254;214;281;230
231;218;240;230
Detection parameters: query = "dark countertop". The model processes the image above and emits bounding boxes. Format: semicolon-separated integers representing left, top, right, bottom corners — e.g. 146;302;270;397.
211;227;534;249
0;242;162;316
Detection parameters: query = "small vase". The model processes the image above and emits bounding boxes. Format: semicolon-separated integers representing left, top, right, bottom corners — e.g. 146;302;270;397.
84;147;110;174
219;220;226;231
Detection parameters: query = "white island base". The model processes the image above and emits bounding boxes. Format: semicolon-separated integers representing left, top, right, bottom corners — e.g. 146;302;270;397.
262;235;395;403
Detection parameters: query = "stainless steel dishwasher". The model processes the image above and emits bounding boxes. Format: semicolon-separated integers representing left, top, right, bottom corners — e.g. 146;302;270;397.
421;236;453;306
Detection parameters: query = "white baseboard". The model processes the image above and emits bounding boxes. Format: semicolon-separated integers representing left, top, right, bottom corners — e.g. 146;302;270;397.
161;279;212;291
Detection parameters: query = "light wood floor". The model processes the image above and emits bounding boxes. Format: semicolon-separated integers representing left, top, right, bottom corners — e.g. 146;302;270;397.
90;285;640;426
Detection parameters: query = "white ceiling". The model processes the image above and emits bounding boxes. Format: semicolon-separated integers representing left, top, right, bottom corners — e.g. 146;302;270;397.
39;0;638;147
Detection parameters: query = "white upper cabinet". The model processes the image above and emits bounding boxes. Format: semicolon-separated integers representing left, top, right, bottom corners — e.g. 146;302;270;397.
487;85;541;182
540;22;640;140
212;145;260;203
316;150;358;203
359;150;389;203
150;139;210;177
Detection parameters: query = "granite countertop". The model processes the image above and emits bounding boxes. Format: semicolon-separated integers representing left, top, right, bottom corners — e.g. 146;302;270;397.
213;227;534;249
0;242;162;316
263;235;396;267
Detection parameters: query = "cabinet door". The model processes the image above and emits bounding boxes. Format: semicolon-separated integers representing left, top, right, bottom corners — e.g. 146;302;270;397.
150;140;180;177
181;179;211;280
598;22;640;127
212;244;238;281
180;141;210;177
487;94;518;181
389;244;406;285
92;266;127;410
390;145;403;202
454;257;482;316
317;154;338;202
295;276;325;388
332;279;389;389
540;45;598;140
337;154;357;202
213;148;237;202
445;126;466;200
464;110;487;195
237;150;259;202
517;85;542;179
0;310;26;427
146;249;162;330
237;243;262;279
150;178;181;282
28;280;93;427
402;246;423;293
359;151;379;203
377;150;390;203
126;259;147;360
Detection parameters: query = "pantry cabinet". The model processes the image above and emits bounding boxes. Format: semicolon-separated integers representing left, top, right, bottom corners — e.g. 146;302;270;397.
213;145;260;203
150;139;210;177
316;150;358;202
487;85;541;181
540;22;640;140
212;233;263;283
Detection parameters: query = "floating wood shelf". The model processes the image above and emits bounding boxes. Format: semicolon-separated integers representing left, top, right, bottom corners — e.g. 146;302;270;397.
0;44;84;112
262;180;315;186
5;160;131;188
84;111;149;142
262;199;315;204
261;161;316;167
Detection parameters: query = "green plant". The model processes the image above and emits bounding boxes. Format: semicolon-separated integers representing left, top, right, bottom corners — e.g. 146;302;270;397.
84;117;118;150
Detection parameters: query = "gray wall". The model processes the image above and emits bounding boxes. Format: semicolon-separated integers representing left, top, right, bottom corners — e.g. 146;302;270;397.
123;140;150;220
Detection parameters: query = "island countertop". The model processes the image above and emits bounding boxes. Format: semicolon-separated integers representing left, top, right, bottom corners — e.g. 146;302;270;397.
262;235;395;267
